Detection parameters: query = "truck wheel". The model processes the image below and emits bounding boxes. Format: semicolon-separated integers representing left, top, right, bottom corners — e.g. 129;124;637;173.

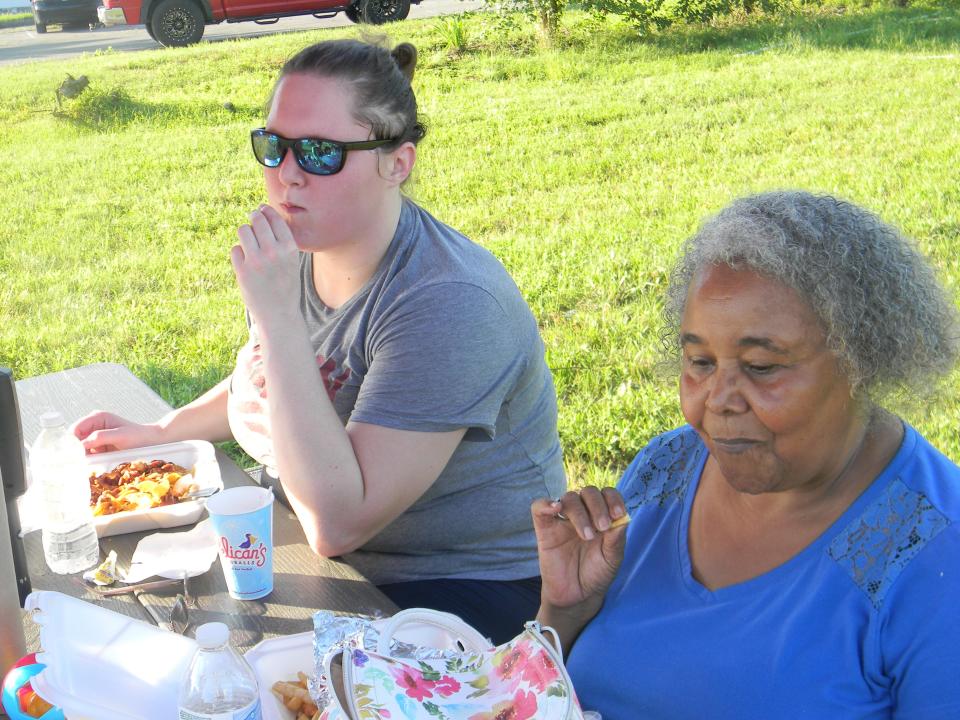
343;4;361;22
359;0;410;24
149;0;205;46
34;14;47;32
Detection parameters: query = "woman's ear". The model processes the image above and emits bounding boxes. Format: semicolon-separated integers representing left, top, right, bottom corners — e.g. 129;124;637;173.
378;142;416;186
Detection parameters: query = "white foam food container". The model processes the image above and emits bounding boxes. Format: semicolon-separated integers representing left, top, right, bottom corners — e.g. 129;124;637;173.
25;590;198;720
245;632;316;720
85;440;222;538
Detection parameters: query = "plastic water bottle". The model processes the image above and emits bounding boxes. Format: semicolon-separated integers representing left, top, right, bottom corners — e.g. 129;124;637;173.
178;622;262;720
32;410;100;574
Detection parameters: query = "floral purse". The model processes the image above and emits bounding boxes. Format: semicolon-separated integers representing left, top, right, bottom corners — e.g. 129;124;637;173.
316;609;585;720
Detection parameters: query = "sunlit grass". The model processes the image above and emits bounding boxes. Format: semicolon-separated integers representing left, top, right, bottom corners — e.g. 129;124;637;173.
2;3;959;485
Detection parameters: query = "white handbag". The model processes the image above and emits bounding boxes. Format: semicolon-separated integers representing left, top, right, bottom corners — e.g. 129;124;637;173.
320;608;585;720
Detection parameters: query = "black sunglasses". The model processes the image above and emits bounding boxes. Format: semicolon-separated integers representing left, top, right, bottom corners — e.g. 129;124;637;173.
250;128;398;176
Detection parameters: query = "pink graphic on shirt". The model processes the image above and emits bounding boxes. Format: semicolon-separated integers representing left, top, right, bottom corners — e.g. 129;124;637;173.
316;353;352;402
229;337;353;473
246;343;267;400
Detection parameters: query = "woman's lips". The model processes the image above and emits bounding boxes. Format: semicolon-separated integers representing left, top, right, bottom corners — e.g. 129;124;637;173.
712;438;761;454
280;202;305;214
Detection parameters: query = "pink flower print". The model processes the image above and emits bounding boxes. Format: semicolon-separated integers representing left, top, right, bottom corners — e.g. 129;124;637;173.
467;689;539;720
494;642;534;689
391;664;436;702
520;650;560;692
433;674;462;697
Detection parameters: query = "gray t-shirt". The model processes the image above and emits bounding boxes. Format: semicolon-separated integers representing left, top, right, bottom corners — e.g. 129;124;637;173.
227;200;565;584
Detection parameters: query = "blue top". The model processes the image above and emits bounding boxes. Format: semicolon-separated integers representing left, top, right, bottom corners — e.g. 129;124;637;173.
567;424;960;719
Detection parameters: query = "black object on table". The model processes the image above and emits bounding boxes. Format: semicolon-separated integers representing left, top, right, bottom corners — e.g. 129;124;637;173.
0;367;31;606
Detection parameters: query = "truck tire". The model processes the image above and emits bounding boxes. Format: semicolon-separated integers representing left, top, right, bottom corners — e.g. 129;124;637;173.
149;0;205;46
359;0;409;24
343;4;361;22
34;13;47;32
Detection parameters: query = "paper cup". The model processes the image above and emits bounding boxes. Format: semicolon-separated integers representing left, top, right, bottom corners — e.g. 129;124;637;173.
206;486;274;600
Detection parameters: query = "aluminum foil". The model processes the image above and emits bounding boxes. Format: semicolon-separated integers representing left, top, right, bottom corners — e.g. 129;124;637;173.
309;611;382;708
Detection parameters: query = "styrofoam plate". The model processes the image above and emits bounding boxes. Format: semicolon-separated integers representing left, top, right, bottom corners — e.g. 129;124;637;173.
84;440;223;538
245;632;315;720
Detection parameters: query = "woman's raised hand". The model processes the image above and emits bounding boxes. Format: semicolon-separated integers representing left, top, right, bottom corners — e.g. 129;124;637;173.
532;487;628;611
232;204;301;326
72;412;164;454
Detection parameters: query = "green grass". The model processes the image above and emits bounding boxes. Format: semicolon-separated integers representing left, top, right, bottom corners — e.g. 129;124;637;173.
0;11;32;28
2;3;959;486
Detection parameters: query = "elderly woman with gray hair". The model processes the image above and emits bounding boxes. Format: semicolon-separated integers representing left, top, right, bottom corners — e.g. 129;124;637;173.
532;191;960;719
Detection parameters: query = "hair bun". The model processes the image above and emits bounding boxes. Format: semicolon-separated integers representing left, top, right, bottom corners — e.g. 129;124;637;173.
391;42;417;82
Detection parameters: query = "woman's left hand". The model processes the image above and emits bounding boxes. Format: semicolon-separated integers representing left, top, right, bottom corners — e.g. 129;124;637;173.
533;487;628;611
231;205;300;325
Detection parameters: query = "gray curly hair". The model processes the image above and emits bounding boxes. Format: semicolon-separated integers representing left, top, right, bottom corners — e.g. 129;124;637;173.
664;191;960;398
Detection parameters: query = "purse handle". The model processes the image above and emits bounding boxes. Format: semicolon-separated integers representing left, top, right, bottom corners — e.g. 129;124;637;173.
376;608;493;655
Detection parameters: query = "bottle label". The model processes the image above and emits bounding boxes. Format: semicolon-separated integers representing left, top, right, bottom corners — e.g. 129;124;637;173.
178;698;261;720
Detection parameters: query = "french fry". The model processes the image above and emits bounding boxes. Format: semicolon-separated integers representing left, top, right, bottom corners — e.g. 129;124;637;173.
610;512;631;529
273;676;319;719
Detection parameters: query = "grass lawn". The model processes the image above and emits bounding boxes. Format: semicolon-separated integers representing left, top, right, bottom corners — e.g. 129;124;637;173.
0;12;32;29
1;3;958;485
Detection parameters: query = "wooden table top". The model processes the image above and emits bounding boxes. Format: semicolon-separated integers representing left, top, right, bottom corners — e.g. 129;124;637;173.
16;363;397;653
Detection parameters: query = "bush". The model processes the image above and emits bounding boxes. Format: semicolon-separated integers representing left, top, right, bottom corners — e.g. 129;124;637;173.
484;0;568;41
586;0;788;29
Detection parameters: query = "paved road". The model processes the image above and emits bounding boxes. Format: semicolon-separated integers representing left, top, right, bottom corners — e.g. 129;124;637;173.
0;0;482;66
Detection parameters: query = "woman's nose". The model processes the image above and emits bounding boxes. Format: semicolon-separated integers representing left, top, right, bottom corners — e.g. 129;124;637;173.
704;366;747;415
277;149;305;185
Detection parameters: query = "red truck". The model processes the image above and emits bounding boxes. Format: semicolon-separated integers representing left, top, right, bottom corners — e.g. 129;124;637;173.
98;0;414;46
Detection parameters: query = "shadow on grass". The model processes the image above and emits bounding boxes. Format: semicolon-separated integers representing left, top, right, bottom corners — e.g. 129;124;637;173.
554;2;960;56
643;3;960;55
55;86;259;131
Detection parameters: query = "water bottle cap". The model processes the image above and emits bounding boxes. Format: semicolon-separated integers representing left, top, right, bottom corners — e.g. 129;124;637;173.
40;411;65;428
195;622;230;649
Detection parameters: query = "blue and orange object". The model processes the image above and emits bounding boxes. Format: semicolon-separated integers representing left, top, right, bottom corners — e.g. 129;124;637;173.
1;653;64;720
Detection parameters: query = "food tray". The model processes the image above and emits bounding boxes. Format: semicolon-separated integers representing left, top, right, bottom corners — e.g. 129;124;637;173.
84;440;222;538
245;632;315;720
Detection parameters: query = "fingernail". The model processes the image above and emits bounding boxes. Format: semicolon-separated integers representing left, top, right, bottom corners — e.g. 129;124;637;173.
583;527;595;541
611;506;624;519
597;517;610;532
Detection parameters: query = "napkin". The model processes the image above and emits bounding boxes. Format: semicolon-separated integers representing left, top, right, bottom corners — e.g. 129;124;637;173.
123;519;219;584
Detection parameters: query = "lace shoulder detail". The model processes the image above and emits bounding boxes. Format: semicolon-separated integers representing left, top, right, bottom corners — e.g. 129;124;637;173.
620;428;702;511
828;478;951;609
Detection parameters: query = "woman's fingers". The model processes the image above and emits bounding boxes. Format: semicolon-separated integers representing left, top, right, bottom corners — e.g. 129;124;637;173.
544;488;629;542
531;496;577;543
71;411;123;441
260;204;296;247
235;223;261;262
230;244;246;273
247;207;278;248
234;206;296;272
601;487;629;525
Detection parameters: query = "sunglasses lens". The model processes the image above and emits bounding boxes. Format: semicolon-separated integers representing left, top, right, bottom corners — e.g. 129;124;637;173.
252;131;283;168
297;139;343;175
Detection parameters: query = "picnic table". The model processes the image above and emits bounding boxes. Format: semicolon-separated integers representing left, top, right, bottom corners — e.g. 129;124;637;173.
15;363;398;654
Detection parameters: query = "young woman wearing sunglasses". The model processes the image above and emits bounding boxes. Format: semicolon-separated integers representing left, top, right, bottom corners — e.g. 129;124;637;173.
74;38;565;644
